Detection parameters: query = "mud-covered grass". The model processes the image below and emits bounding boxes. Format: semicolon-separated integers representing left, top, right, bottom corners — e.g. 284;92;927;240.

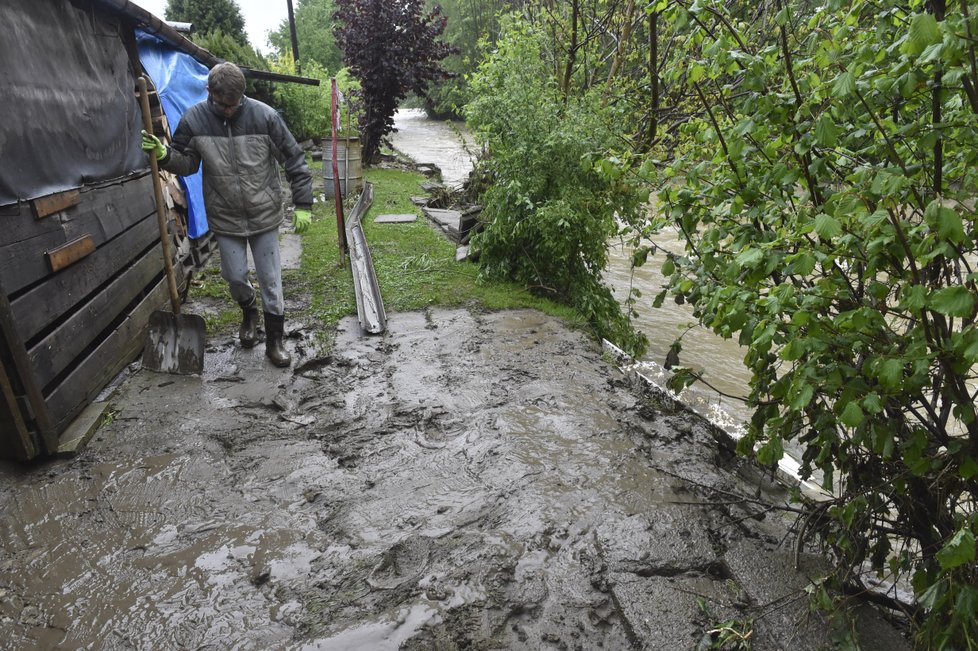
188;265;238;333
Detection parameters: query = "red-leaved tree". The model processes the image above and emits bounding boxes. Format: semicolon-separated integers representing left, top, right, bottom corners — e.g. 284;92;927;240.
334;0;455;164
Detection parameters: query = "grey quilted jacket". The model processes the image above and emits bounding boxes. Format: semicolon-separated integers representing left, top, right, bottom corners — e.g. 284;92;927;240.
161;96;313;237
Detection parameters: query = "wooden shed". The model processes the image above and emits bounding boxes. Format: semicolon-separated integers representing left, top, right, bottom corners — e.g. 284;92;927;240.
0;0;199;461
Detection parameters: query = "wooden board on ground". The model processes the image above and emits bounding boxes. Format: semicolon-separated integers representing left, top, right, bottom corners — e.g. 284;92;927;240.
56;401;109;457
422;208;461;241
375;214;418;224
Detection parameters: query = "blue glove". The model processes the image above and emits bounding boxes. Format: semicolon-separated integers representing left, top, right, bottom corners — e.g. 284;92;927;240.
294;209;312;234
141;130;167;161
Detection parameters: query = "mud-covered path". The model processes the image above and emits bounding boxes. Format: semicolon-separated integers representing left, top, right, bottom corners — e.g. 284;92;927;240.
0;308;906;650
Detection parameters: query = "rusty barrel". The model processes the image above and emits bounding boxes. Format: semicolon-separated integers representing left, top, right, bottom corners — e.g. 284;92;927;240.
324;137;363;199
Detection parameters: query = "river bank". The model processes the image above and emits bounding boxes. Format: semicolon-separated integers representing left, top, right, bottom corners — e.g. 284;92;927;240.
388;109;819;491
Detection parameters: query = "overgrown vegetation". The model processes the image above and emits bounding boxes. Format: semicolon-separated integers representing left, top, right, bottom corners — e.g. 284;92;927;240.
465;19;649;356
265;55;359;143
638;2;978;647
361;167;579;317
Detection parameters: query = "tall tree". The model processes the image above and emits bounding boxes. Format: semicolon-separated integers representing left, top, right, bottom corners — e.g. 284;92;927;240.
165;0;248;46
423;0;516;117
268;0;343;73
334;0;455;163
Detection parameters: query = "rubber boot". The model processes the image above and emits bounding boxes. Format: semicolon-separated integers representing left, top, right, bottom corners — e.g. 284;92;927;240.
239;298;260;349
264;312;292;367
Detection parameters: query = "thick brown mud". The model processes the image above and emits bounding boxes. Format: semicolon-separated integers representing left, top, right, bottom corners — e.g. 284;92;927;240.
0;308;907;650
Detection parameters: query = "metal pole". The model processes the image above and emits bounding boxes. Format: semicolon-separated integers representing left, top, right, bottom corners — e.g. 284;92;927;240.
331;79;348;256
286;0;301;75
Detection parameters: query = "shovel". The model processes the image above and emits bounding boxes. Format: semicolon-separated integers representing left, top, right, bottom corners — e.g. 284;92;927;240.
137;75;206;375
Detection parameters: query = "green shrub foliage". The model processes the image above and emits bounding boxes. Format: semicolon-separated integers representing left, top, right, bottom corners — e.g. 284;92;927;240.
466;19;649;356
268;0;343;73
641;0;978;645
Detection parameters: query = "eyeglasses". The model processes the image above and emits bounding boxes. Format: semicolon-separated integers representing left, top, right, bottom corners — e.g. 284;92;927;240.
208;95;242;111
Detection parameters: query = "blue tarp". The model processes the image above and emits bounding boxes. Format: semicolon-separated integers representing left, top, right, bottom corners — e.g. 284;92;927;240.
136;30;209;238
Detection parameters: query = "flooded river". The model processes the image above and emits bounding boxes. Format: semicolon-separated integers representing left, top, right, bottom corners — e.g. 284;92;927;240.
390;109;477;189
391;109;754;436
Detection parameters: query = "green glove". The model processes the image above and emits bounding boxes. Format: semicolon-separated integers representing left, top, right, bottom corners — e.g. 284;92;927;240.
141;129;167;161
294;208;312;234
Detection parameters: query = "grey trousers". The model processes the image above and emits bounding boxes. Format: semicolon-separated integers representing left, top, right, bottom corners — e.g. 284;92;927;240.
215;230;284;316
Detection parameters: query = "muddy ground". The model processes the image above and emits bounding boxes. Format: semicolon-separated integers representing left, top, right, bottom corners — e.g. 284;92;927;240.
0;296;910;650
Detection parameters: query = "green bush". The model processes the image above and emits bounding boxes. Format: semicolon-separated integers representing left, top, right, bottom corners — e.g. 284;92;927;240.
268;54;359;143
465;18;649;356
645;1;978;646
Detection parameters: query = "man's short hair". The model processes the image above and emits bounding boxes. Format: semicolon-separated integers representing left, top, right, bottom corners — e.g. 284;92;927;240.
208;62;246;98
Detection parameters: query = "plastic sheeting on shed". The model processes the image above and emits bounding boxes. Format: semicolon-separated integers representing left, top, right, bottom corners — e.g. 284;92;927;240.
137;30;210;239
0;0;146;207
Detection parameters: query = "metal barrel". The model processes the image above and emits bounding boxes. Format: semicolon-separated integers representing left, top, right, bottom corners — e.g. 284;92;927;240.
324;137;363;198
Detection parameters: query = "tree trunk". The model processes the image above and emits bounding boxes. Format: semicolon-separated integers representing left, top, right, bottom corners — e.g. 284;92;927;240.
561;0;580;99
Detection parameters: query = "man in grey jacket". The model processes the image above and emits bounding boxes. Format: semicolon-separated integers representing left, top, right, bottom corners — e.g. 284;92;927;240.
142;62;312;368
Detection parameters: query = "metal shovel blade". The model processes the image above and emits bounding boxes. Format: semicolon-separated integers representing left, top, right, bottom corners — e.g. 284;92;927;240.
142;310;206;375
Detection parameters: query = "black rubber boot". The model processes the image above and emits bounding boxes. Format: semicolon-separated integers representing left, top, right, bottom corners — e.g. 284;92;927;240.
239;298;260;348
264;312;291;368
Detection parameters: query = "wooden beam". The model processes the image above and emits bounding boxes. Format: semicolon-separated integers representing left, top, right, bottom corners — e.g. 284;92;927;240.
45;271;173;437
32;190;80;219
11;214;159;344
46;235;95;272
1;176;156;297
0;284;54;449
29;244;161;388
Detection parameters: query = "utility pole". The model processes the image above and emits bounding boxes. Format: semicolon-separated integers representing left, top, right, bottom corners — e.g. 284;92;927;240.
286;0;301;74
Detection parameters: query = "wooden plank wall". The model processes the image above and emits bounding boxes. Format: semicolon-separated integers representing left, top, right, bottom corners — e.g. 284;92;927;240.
0;172;177;458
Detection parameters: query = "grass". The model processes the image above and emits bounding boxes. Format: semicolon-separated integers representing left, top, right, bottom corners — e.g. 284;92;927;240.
190;157;583;347
187;265;238;333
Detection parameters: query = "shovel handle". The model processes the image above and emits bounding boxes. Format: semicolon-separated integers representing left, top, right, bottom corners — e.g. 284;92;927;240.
137;76;182;316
